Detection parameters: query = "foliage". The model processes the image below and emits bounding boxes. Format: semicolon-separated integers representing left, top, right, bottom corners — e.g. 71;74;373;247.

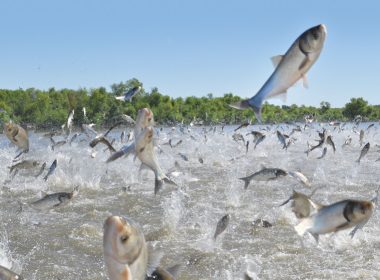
0;78;378;129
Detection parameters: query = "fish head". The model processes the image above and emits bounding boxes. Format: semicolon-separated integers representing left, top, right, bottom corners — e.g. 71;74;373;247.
275;169;287;177
299;24;327;54
4;122;16;136
136;108;154;131
350;201;374;222
103;215;145;265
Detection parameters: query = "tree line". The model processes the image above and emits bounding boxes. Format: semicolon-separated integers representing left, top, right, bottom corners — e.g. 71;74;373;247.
0;78;378;129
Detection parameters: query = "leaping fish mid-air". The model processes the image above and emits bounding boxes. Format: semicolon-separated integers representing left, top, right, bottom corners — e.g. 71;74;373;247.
229;24;327;122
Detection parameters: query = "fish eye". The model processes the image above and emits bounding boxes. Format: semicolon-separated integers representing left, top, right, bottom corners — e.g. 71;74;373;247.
120;234;129;243
311;29;319;39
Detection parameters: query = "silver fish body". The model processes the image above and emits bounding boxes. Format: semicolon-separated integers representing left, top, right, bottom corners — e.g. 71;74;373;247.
136;127;173;194
31;186;79;210
43;159;57;181
356;142;370;163
0;265;23;280
116;86;142;102
276;131;287;149
214;214;230;240
230;24;327;122
326;135;335;153
103;216;148;280
295;199;374;241
239;168;287;189
9;160;39;174
3;122;29;152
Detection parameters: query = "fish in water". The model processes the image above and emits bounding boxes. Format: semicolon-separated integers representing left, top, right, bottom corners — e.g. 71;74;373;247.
276;130;287;149
115;86;142;102
317;147;327;159
232;133;245;144
50;136;67;151
62;109;74;135
135;127;175;194
252;218;272;228
121;114;136;125
31;186;79;210
43;159;57;181
295;199;374;242
3;121;29;152
0;265;23;280
214;214;230;240
229;24;327;122
90;135;116;153
342;135;352;148
103;215;149;280
280;188;319;219
103;215;178;280
234;122;250;131
34;162;46;178
254;134;266;149
356;142;370;163
9;160;39;174
287;171;311;187
107;108;154;163
239;167;287;189
178;153;189;162
69;133;79;145
326;135;335;153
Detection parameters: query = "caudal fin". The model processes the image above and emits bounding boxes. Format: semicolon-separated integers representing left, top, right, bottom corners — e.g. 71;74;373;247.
239;177;251;189
229;99;263;123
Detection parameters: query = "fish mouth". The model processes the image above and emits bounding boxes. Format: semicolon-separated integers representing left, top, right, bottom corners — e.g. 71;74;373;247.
319;24;327;35
104;216;126;232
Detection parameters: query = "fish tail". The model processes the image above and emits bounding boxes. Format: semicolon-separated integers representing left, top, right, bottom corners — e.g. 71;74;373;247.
239;177;251;189
106;150;124;163
154;177;163;195
229;99;263;123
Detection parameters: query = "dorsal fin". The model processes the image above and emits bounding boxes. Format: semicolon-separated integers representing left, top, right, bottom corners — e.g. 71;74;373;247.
271;55;284;68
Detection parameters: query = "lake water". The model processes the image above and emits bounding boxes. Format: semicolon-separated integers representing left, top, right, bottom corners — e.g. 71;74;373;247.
0;123;379;279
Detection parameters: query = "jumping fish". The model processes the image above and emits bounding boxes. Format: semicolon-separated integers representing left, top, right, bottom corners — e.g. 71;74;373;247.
229;24;327;122
239;168;287;189
326;135;336;153
43;159;57;181
135;127;175;194
356;142;370;163
214;214;230;240
0;265;23;280
103;215;178;280
295;199;374;242
9;160;39;174
115;86;142;102
3;121;29;152
31;186;79;210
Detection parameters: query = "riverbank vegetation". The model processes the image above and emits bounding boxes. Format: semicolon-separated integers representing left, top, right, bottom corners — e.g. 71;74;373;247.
0;78;378;129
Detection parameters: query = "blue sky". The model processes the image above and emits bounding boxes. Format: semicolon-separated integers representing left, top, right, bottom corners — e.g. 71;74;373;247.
0;0;379;107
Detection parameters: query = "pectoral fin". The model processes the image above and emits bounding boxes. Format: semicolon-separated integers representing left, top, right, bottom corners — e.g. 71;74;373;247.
302;74;309;89
299;56;311;71
270;55;284;68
